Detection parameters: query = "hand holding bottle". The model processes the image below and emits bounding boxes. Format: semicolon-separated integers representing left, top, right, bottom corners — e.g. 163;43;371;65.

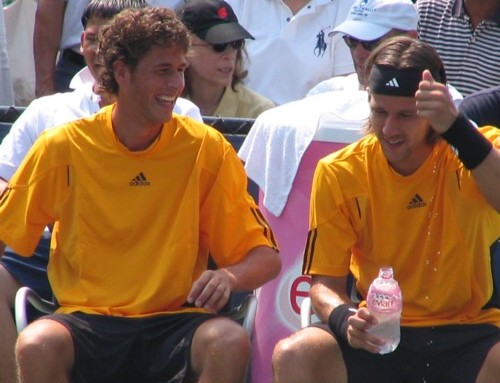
366;266;402;354
345;307;387;354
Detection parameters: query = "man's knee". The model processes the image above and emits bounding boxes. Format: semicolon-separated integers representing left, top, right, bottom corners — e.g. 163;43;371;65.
191;317;251;373
16;319;73;366
272;328;345;383
273;332;306;369
204;317;250;354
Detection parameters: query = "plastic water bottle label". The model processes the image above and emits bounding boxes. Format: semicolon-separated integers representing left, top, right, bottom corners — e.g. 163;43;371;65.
370;292;401;312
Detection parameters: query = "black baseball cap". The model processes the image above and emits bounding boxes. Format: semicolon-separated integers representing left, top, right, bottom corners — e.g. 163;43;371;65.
178;0;254;44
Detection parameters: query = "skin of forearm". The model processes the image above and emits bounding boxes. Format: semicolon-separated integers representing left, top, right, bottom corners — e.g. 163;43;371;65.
33;0;66;96
310;276;351;322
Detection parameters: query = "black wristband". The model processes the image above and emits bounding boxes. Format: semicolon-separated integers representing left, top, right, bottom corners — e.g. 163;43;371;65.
328;304;357;341
441;112;493;170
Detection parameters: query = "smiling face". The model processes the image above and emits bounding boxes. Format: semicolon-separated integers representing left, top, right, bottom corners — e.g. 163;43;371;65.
186;35;237;89
369;92;434;175
115;44;187;126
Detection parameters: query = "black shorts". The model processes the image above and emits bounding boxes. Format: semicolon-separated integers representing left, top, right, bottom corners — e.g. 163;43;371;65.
1;233;52;301
46;312;216;383
315;322;500;383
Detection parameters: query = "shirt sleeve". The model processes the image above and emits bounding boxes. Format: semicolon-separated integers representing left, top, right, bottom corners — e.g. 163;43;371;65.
303;158;357;277
0;132;69;255
199;138;278;267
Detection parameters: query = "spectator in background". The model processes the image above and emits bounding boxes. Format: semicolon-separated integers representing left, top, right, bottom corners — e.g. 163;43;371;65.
33;0;185;97
0;4;14;105
225;0;355;105
0;1;201;382
307;0;418;95
305;0;463;105
177;0;274;118
417;0;500;97
460;85;500;128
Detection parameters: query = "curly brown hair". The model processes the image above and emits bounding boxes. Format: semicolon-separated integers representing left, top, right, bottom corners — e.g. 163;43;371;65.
98;7;191;94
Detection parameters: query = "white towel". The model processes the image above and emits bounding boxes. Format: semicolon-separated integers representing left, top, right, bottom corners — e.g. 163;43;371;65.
239;90;368;217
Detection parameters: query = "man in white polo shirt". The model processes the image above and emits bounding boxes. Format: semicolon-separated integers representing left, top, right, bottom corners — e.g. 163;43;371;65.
225;0;355;105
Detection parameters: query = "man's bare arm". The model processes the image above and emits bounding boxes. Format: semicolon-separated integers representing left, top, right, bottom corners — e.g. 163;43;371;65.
416;70;500;211
188;246;281;312
309;275;351;322
34;0;66;97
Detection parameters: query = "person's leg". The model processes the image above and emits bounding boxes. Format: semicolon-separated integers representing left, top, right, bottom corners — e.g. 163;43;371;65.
408;324;500;383
16;318;74;383
272;326;347;383
477;341;500;383
0;264;22;383
190;316;251;383
0;236;52;383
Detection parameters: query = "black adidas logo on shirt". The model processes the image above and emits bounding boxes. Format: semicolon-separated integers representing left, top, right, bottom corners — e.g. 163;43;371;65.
407;193;426;209
129;172;150;186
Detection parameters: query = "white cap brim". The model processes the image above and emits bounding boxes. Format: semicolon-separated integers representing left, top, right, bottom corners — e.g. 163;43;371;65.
329;20;391;41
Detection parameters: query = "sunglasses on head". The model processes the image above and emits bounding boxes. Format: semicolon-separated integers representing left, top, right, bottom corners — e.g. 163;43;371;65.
193;39;245;53
343;35;383;51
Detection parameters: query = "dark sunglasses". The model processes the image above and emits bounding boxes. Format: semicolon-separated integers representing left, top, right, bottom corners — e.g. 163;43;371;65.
193;39;245;53
343;35;383;51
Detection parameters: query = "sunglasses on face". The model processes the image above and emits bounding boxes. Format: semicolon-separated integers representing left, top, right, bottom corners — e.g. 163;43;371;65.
343;35;383;51
193;39;245;53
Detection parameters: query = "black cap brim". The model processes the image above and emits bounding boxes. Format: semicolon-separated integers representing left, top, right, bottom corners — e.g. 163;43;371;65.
198;22;254;44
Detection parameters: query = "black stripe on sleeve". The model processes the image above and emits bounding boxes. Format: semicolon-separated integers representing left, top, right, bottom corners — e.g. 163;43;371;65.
250;207;279;250
302;228;318;274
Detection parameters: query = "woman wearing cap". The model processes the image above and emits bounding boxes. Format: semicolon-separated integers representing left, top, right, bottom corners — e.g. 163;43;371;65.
177;0;274;118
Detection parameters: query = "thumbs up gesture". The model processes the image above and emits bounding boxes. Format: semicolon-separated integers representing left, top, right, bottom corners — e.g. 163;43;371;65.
415;70;458;134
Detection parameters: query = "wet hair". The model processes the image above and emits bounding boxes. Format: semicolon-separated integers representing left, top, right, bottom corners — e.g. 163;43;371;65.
98;7;191;94
365;35;447;87
81;0;147;28
364;36;447;143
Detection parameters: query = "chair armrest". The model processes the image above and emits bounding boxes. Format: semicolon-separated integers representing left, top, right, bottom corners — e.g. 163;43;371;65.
15;286;57;333
300;297;312;328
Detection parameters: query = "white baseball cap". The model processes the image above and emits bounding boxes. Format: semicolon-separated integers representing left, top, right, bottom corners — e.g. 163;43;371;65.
331;0;419;41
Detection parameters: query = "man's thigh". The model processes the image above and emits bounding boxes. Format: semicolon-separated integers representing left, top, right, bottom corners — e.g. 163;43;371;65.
316;323;500;383
47;312;215;383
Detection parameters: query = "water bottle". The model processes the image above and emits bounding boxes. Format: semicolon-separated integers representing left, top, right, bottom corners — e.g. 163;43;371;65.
366;266;402;354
